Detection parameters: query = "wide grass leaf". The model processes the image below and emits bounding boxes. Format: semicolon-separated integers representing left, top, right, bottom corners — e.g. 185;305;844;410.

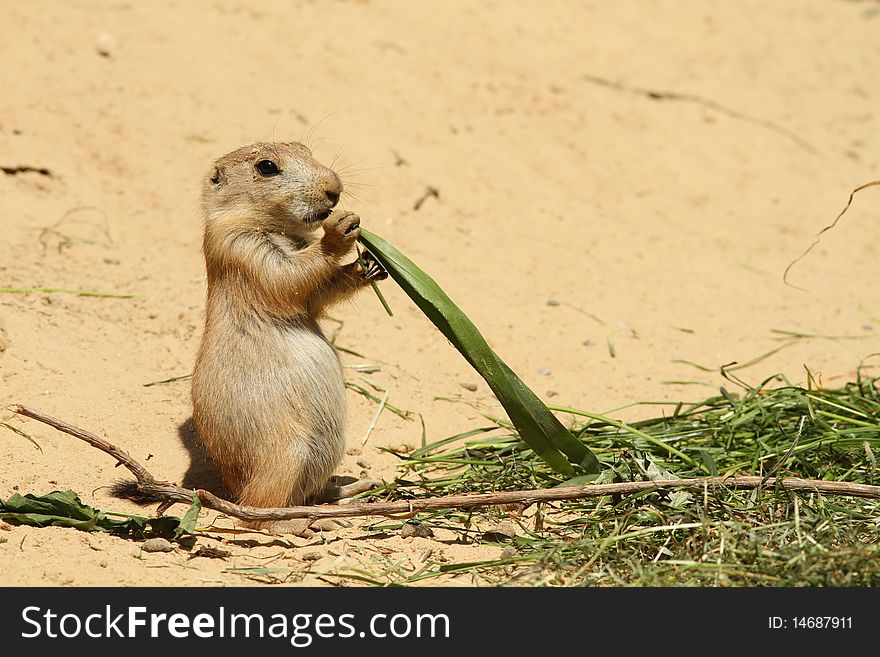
0;490;196;541
358;229;600;476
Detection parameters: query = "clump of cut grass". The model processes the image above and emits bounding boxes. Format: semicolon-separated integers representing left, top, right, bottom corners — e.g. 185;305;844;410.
353;372;880;586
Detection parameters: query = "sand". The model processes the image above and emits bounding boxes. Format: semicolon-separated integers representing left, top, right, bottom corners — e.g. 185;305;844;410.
1;0;879;586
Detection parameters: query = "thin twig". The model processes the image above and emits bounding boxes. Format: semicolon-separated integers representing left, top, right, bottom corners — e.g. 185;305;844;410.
9;404;172;491
8;404;880;523
143;374;193;388
413;186;439;211
783;179;880;290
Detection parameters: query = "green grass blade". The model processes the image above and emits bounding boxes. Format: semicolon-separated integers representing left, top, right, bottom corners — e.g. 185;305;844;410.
0;286;137;298
358;229;599;475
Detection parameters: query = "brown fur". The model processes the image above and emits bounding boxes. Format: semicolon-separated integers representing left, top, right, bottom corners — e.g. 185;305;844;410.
191;142;383;534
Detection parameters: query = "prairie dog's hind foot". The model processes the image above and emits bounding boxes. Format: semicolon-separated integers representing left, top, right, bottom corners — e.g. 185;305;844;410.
314;475;382;503
258;518;314;538
246;477;380;537
259;517;354;538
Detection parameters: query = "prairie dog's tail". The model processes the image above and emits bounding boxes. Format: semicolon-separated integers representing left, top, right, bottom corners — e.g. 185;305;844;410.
110;480;167;505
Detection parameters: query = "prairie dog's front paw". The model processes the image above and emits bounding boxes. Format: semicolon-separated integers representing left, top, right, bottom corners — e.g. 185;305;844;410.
321;211;361;255
360;251;388;281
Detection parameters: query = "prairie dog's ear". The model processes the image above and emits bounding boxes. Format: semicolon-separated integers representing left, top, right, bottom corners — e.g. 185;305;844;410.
209;166;224;186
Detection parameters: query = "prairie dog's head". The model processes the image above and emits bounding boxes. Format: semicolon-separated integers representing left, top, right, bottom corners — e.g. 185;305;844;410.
203;142;343;235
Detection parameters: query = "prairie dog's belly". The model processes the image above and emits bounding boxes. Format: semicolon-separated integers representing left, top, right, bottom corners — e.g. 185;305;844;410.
192;310;346;488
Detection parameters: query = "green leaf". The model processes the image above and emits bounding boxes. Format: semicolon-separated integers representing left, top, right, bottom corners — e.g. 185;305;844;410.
0;490;193;542
557;473;602;487
358;229;600;475
175;495;202;539
2;490;98;522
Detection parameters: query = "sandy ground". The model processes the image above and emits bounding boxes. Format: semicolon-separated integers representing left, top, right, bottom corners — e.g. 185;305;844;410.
1;0;879;586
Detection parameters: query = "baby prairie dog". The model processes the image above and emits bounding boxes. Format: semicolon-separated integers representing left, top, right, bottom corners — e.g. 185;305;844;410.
192;141;386;534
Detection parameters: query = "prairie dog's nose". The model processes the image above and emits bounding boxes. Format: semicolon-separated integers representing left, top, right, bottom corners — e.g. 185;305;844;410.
323;172;343;207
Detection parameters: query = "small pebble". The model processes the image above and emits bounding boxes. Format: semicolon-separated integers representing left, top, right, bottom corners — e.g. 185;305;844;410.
582;339;593;347
0;521;13;531
537;367;551;376
482;522;517;542
356;459;371;469
546;390;558;398
400;522;434;539
141;538;174;553
96;32;116;57
346;447;362;456
500;546;517;559
301;551;322;561
459;382;478;392
546;299;560;306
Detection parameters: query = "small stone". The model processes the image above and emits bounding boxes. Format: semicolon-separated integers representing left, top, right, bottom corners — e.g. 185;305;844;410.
500;546;517;559
482;522;517;542
346;447;362;456
459;382;478;392
537;367;551;376
301;551;322;562
356;459;371;469
141;538;174;553
582;339;593;347
400;522;434;539
0;521;13;531
96;32;116;57
546;299;560;306
546;390;558;398
99;560;108;568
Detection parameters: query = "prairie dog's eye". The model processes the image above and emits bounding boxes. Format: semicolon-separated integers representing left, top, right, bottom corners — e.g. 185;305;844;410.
255;159;281;177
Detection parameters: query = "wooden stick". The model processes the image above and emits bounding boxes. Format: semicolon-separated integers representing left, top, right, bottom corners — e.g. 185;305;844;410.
9;404;880;523
413;186;439;211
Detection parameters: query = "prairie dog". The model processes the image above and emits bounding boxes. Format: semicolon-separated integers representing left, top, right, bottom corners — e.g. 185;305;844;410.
191;141;385;534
